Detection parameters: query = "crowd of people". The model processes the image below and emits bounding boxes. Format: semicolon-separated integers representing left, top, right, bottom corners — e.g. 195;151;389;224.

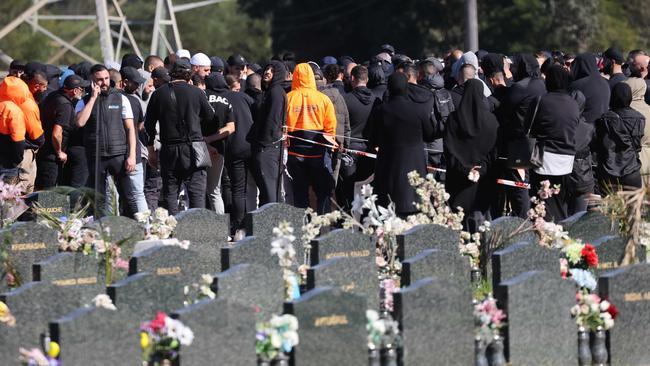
1;44;649;236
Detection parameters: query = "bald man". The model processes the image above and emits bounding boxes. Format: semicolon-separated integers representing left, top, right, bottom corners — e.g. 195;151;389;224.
631;53;650;104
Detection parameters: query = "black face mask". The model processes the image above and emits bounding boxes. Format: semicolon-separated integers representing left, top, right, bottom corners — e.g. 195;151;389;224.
603;58;613;75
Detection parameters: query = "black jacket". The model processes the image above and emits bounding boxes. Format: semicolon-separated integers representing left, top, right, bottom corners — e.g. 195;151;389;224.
595;108;645;177
530;92;580;155
569;54;611;124
38;89;75;158
248;61;287;147
343;86;378;149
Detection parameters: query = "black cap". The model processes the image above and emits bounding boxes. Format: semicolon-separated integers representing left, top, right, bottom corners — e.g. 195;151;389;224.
227;54;247;67
121;53;143;69
210;56;225;72
120;66;146;84
24;61;46;77
603;47;625;65
9;59;25;71
381;44;395;55
172;59;192;73
63;74;91;89
151;66;171;82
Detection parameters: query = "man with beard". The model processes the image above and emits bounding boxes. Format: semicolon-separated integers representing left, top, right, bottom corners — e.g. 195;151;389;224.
602;47;627;89
248;61;288;205
76;64;138;217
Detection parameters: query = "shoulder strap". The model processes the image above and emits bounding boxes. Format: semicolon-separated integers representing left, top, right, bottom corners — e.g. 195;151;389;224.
525;95;542;137
168;82;191;143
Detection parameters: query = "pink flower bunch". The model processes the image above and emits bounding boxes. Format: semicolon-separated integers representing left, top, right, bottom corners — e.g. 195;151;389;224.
537;180;561;199
474;296;506;330
380;279;398;312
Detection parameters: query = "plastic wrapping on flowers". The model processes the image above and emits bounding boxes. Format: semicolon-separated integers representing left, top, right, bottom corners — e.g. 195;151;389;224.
140;312;194;364
255;314;299;361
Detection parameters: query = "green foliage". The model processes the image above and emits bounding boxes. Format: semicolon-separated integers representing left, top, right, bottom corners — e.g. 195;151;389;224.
473;278;492;301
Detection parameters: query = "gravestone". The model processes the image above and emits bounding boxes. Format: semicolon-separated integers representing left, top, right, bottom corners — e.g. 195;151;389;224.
482;216;537;281
307;256;379;309
566;211;616;243
244;203;305;239
108;272;184;319
494;270;576;365
174;208;228;272
129;245;213;284
172;298;256;366
213;263;284;319
396;224;460;260
598;263;650;365
492;241;559;290
88;215;144;258
558;210;586;229
401;248;471;287
221;235;279;271
310;229;374;267
50;306;140;366
0;221;58;290
285;287;366;366
21;190;70;220
591;235;646;273
394;277;473;365
33;252;104;304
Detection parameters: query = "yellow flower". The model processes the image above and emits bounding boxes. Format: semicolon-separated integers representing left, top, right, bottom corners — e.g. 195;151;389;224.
48;342;60;358
0;301;8;318
140;332;150;349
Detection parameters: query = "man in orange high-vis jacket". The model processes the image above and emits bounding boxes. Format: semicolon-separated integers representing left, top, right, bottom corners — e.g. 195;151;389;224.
286;63;337;213
0;76;44;192
0;98;27;183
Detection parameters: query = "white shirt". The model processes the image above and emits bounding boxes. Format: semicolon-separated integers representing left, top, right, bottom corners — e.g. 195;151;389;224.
75;94;134;120
534;151;575;176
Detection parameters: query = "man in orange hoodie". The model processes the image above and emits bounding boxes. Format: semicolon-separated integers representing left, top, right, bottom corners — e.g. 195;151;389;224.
0;98;26;183
286;63;337;213
0;76;44;193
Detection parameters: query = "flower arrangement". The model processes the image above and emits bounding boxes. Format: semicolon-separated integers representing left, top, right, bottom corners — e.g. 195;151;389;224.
255;314;299;362
528;181;568;248
300;208;345;266
0;300;16;327
570;290;618;331
562;240;599;291
366;310;401;350
379;278;398;312
473;294;506;343
0;180;28;229
135;208;178;240
271;221;301;301
140;312;194;365
19;347;59;366
91;294;117;311
183;274;216;306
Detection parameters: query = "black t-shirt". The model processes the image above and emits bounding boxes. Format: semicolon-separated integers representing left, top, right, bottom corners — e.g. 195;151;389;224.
124;92;144;163
205;89;234;153
38;89;74;157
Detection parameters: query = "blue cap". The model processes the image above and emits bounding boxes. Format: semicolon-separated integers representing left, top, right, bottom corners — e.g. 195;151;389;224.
322;56;338;66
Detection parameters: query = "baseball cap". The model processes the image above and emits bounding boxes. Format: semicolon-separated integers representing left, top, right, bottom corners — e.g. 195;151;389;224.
210;56;225;72
227;54;247;67
176;49;191;60
172;59;192;73
603;47;625;65
190;52;211;67
120;66;146;84
376;52;392;64
151;66;170;82
322;56;338;66
121;53;143;69
63;74;91;89
9;59;25;71
381;44;395;55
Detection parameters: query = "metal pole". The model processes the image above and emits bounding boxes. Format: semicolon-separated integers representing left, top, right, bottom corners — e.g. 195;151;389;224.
150;0;164;56
24;19;100;64
465;0;478;51
166;0;183;50
95;0;115;64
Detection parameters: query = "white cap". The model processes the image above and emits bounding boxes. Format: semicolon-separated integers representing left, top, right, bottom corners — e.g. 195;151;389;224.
176;49;191;60
105;61;121;71
190;52;211;67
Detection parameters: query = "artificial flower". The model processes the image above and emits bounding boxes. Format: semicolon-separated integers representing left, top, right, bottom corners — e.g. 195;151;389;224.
140;332;150;349
47;342;60;358
581;244;599;268
92;294;117;310
569;268;597;291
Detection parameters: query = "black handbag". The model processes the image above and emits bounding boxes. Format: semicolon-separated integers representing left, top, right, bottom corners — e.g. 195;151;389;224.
506;96;544;169
168;82;212;169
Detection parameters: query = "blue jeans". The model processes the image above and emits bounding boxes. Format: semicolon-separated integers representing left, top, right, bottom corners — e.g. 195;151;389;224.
105;162;148;216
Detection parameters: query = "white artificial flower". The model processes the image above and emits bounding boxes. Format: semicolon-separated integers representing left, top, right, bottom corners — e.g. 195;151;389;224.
270;330;282;348
165;215;177;227
92;294;117;310
165;317;182;339
366;309;379;322
134;210;151;223
284;330;299;347
600;300;610;312
590;303;599;313
178;240;190;250
178;325;195;346
154;207;170;221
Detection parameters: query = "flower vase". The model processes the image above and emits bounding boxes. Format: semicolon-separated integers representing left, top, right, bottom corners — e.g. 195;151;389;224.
577;326;592;366
257;360;270;366
470;266;482;283
272;353;289;366
368;347;380;366
475;337;488;366
487;335;506;366
380;344;398;366
591;326;608;366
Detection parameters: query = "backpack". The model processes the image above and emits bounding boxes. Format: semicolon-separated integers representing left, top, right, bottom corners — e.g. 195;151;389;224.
433;89;455;125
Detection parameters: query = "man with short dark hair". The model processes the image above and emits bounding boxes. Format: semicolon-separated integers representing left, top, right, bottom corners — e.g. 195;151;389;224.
603;47;627;89
144;55;164;73
76;64;138;216
323;64;345;95
8;60;25;78
151;67;170;89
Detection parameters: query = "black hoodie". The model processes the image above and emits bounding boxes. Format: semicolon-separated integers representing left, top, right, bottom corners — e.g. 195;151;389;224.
368;63;388;101
343;86;379;147
248;60;288;147
569;53;611;125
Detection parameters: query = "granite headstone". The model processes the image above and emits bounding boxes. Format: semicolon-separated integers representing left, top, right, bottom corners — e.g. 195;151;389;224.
108;272;184;319
591;235;646;273
87;215;144;258
307;256;379;309
401;248;471;287
174;208;228;272
221;235;279;271
566;211;616;243
129;245;213;284
21;190;70;220
310;228;374;267
492;241;559;289
33;252;104;304
396;223;460;260
244;203;305;239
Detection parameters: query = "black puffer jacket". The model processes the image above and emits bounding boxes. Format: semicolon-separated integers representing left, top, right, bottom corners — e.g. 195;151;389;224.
596;108;645;177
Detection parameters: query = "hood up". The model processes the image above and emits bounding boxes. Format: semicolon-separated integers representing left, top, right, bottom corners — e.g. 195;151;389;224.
570;53;599;81
0;76;33;105
291;63;316;91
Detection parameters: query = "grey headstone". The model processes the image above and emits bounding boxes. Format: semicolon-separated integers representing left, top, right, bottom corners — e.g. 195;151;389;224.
0;222;58;290
494;271;577;365
107;272;184;320
558;210;586;228
221;235;279;271
591;235;646;274
482;216;537;281
244;203;305;239
174;208;229;272
394;277;474;365
285;287;367;366
33;252;105;304
307;256;379;309
22;191;70;220
87;215;144;258
566;211;616;242
129;245;214;283
310;228;374;267
492;241;559;290
598;263;650;365
132;239;175;255
213;263;284;319
50;307;140;366
172;298;257;366
401;248;471;287
396;224;460;260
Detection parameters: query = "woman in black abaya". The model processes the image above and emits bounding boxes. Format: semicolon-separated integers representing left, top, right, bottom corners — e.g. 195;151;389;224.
444;79;499;232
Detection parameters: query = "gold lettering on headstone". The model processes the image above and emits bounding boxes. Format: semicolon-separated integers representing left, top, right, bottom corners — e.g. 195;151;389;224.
341;282;356;292
156;266;181;276
598;262;618;270
324;250;371;260
43;207;63;213
623;291;650;302
52;277;98;286
11;242;47;251
314;315;349;327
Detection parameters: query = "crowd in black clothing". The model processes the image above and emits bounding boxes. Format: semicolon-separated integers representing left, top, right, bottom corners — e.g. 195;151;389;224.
3;44;650;236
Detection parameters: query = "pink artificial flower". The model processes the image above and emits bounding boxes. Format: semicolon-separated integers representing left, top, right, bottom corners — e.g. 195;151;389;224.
114;258;129;270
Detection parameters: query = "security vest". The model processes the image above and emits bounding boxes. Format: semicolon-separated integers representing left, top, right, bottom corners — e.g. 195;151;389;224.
83;89;127;157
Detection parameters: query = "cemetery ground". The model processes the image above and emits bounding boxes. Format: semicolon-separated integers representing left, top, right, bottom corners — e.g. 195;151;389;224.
0;174;649;365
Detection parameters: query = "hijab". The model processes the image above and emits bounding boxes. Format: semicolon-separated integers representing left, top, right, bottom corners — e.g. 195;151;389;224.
545;64;570;92
387;72;408;97
610;82;633;110
444;79;498;167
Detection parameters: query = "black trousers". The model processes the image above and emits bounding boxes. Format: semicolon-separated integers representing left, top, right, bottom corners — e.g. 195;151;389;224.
143;156;162;210
86;153;138;217
59;146;88;188
251;144;282;205
35;155;59;190
227;156;255;233
530;172;570;222
599;171;642;192
287;153;334;214
336;149;374;211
